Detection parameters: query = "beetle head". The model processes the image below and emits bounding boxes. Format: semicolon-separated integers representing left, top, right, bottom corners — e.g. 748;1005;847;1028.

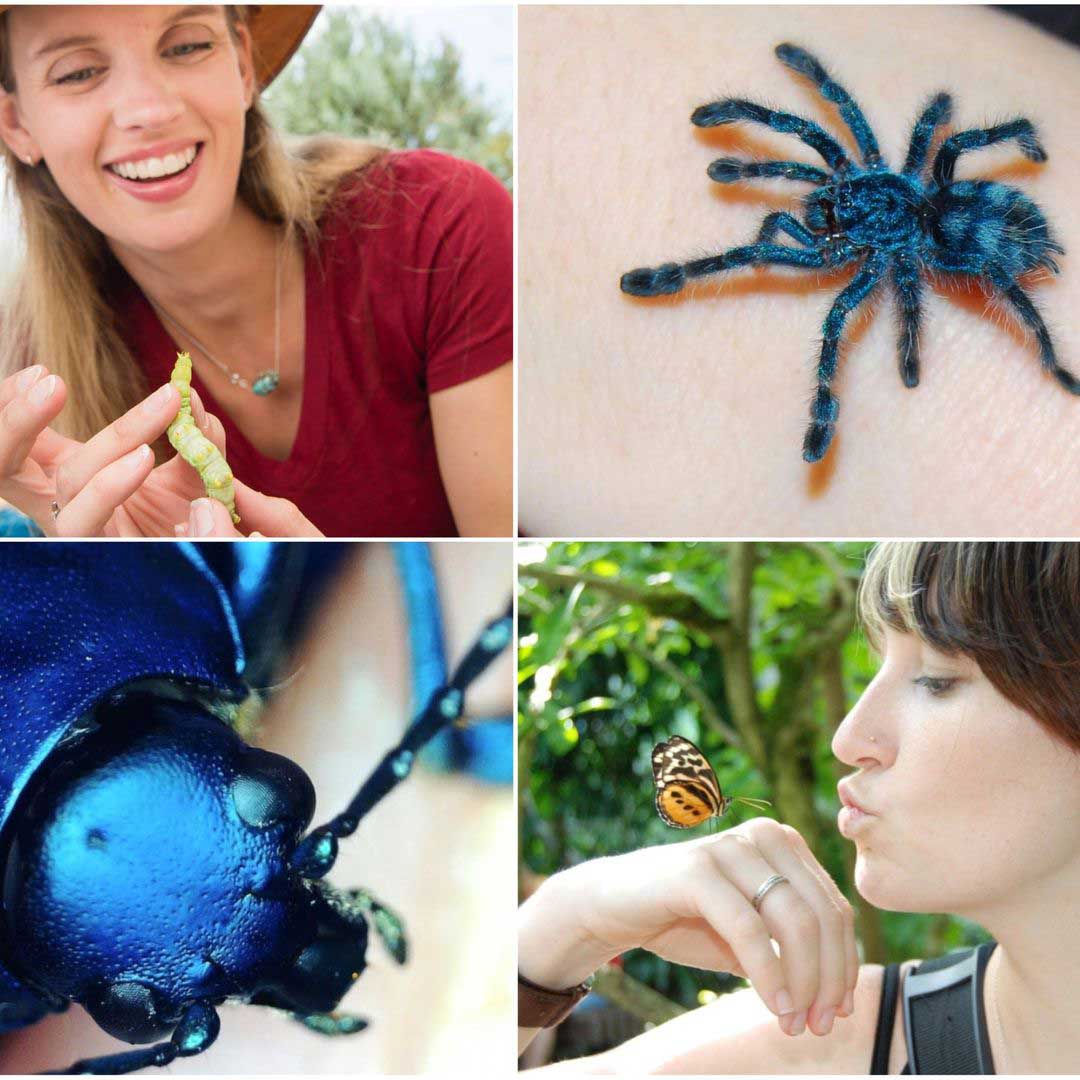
1;695;368;1043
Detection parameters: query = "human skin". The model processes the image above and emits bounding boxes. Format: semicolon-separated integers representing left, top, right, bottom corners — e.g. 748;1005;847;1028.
518;628;1080;1072
519;6;1080;536
0;5;511;537
0;542;515;1073
0;363;321;536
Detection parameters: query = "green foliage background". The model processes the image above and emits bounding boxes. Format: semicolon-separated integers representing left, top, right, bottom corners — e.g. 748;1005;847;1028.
264;10;512;189
518;542;987;1013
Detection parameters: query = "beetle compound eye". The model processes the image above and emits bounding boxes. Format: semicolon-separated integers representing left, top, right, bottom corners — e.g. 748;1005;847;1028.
230;748;316;832
84;981;170;1044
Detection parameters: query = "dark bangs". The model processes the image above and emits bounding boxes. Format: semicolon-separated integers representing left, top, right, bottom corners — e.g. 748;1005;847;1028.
859;543;1080;752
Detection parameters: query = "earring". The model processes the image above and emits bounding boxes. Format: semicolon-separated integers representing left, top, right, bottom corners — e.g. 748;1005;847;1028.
24;154;34;166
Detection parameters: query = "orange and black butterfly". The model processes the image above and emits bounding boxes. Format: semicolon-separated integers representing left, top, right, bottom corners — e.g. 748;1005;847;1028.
651;736;771;828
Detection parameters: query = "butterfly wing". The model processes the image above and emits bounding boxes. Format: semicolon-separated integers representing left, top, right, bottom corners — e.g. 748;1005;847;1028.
651;736;726;828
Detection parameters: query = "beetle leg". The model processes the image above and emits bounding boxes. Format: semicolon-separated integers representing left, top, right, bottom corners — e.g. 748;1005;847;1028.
291;1011;369;1036
48;1002;220;1075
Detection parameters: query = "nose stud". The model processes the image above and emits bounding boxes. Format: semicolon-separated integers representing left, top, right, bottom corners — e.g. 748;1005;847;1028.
869;735;877;743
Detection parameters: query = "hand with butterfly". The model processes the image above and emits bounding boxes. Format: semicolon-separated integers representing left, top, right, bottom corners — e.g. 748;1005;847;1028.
519;739;859;1048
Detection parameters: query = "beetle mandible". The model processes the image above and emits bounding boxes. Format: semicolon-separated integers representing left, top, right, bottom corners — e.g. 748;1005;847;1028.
0;542;512;1075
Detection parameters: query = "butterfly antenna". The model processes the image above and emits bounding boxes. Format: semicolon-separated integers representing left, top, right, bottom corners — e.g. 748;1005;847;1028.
733;796;772;811
290;600;512;880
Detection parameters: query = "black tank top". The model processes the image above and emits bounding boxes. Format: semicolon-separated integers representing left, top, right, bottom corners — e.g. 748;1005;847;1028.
870;944;998;1074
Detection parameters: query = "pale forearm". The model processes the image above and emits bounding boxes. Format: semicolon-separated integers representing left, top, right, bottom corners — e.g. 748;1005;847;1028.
518;866;617;1056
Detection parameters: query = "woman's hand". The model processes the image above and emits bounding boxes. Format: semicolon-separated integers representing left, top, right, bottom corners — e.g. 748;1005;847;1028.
176;480;324;538
0;365;229;536
0;365;171;535
519;819;858;1039
0;366;319;537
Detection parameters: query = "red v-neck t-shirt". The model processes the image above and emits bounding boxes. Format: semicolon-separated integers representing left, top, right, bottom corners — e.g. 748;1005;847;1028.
109;149;512;537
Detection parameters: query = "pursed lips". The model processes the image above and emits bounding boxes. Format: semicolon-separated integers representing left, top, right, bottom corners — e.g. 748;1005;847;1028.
837;779;876;816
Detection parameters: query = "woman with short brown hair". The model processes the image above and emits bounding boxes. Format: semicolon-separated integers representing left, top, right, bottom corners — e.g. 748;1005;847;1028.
519;542;1079;1073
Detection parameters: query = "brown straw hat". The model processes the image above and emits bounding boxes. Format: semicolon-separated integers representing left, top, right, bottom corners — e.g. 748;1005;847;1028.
0;5;321;88
245;5;321;87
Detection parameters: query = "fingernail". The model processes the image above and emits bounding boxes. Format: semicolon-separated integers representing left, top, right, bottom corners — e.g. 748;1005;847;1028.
842;990;855;1016
28;374;57;405
775;990;795;1016
815;1007;835;1035
126;444;151;470
174;523;187;537
790;1011;807;1036
16;364;44;391
190;498;215;537
189;388;208;430
142;383;175;415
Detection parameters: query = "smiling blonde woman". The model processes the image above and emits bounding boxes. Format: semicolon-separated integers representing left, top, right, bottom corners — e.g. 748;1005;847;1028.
0;5;511;537
518;542;1080;1074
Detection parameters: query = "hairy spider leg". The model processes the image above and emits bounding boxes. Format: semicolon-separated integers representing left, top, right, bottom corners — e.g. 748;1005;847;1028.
49;1003;220;1075
774;43;882;167
903;93;953;177
933;119;1047;187
621;242;826;297
707;158;829;185
987;266;1080;394
756;212;820;246
691;99;850;171
289;600;513;880
803;253;890;462
891;252;924;387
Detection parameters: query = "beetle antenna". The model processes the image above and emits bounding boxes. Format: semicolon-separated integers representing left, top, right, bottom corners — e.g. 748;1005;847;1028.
290;600;512;880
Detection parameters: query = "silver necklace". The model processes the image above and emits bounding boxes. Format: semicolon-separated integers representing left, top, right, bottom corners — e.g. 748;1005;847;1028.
148;238;283;396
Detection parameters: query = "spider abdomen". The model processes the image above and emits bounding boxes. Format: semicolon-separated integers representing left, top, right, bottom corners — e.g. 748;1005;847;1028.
928;180;1063;277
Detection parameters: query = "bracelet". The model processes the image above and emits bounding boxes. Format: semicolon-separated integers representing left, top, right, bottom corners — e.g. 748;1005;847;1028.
518;970;593;1029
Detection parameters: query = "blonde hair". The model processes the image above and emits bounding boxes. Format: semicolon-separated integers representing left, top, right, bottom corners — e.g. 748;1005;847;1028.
859;542;1080;752
0;6;384;440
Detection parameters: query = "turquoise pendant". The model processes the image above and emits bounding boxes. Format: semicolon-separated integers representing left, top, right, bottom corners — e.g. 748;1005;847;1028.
252;371;280;396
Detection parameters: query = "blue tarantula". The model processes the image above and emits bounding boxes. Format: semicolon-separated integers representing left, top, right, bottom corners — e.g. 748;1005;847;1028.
620;43;1078;462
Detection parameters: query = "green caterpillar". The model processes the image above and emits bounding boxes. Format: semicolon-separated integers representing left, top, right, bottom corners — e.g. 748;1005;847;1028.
167;352;240;524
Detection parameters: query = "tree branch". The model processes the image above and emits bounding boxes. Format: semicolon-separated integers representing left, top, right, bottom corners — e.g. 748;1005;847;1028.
710;543;767;770
521;566;726;630
619;636;741;749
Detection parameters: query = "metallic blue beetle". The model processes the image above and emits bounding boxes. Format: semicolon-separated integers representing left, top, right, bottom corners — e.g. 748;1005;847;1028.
0;543;511;1075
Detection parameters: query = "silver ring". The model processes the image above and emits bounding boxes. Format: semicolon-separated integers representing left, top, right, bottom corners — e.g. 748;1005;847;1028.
50;501;61;520
752;873;789;911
